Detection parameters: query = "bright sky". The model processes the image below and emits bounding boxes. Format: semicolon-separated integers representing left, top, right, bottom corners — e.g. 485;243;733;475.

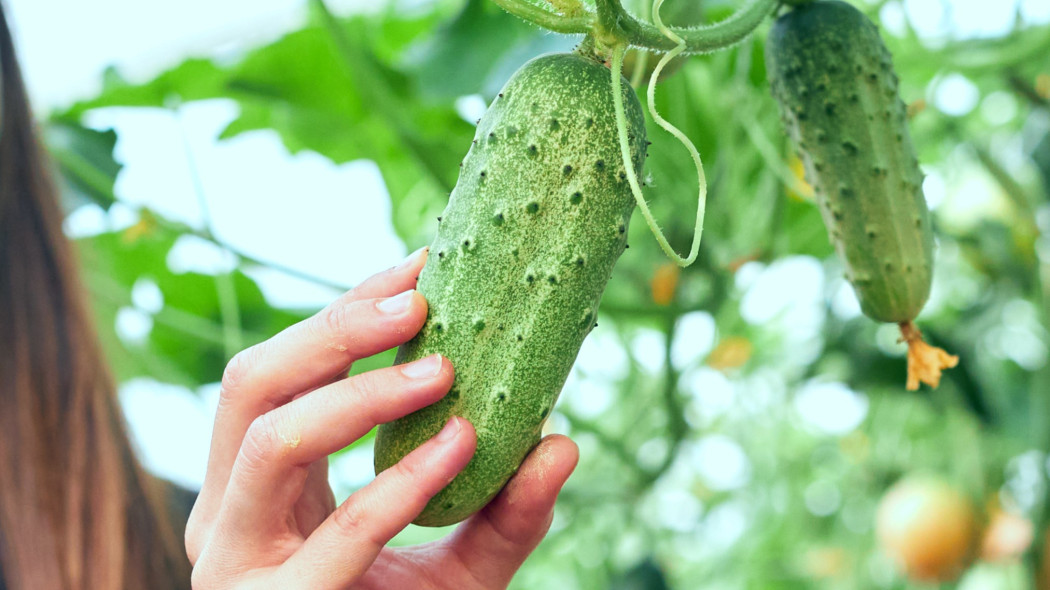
5;0;1047;491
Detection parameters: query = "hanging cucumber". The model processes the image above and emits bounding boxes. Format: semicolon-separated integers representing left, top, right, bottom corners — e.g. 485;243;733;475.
765;0;957;390
374;50;647;527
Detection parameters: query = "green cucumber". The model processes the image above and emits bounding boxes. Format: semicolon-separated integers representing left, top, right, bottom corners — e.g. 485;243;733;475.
374;51;647;527
765;0;933;324
766;0;957;390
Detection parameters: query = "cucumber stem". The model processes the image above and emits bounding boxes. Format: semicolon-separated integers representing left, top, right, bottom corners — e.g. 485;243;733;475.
899;321;959;391
493;0;775;55
600;0;777;54
489;0;593;33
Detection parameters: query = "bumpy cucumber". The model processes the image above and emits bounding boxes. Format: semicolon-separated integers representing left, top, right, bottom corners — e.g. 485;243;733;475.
374;52;647;527
765;0;933;323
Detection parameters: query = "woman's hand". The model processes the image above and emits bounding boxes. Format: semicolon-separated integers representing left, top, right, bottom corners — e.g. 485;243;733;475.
185;248;579;589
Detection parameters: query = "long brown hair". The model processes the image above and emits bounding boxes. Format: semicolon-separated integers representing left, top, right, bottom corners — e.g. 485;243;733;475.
0;6;192;589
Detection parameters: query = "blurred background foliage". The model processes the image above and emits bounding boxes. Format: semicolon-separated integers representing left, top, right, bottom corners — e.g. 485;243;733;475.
40;0;1050;587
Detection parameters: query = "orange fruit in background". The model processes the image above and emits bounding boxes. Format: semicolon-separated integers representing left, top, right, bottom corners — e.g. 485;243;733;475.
875;475;977;583
650;262;680;306
980;507;1033;563
706;336;753;372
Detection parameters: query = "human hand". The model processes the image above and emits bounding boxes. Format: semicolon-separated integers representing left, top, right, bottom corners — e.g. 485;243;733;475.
185;247;579;589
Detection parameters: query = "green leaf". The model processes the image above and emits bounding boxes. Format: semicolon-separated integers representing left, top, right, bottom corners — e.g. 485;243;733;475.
43;119;122;212
79;213;309;387
402;0;537;100
777;197;835;259
62;59;228;118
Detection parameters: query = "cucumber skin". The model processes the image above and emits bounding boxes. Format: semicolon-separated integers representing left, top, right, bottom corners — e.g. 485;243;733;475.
766;1;933;323
374;52;647;527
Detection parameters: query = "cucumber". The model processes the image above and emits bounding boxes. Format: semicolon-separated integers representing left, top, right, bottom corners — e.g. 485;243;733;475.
766;0;932;324
765;0;957;389
374;51;647;526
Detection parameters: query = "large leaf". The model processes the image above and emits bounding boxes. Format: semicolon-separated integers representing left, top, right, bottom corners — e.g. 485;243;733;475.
63;59;229;117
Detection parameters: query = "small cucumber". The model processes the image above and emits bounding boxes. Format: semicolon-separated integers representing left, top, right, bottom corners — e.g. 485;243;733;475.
766;0;957;389
766;0;932;324
374;51;647;526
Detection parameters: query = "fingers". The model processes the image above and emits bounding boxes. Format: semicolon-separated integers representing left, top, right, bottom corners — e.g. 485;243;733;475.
212;355;454;541
443;435;579;589
216;247;429;442
340;246;429;301
224;246;427;404
276;417;477;589
189;248;429;555
292;460;336;537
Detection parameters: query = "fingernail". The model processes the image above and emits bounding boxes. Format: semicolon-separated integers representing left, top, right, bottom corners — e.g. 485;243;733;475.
434;416;461;443
377;290;415;314
395;246;428;271
401;354;443;379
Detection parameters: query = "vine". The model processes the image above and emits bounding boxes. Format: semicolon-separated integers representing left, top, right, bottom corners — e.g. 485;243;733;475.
595;0;777;54
492;0;777;54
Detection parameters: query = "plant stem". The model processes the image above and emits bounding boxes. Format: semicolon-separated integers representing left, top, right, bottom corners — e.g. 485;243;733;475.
489;0;593;33
172;220;353;293
973;143;1038;227
175;109;244;360
562;411;650;480
739;111;812;198
595;0;777;54
1007;73;1050;112
87;269;270;347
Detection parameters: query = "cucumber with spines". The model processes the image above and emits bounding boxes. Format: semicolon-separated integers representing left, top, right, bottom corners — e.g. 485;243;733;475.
374;51;647;527
765;0;957;389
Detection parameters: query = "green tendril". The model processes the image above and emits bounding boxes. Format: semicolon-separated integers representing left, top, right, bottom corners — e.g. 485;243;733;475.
610;0;707;267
